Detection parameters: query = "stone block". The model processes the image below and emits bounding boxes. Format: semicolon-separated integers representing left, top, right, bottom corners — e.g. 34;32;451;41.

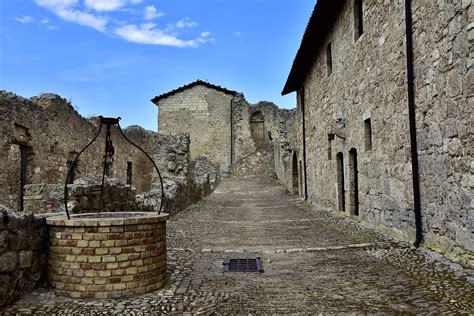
0;252;17;272
18;250;33;269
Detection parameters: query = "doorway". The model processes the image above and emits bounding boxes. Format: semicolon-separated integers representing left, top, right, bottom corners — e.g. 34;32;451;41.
336;152;345;212
250;111;265;149
349;148;359;216
292;151;299;195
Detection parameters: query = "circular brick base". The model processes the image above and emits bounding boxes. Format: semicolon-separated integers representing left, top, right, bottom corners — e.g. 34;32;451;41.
46;212;168;299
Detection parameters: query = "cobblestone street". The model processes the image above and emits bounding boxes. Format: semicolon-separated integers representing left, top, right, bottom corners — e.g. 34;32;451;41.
3;177;474;314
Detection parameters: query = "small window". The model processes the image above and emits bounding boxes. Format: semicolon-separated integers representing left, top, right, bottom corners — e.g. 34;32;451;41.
354;0;364;39
127;161;133;185
327;134;334;160
364;118;372;151
326;43;332;76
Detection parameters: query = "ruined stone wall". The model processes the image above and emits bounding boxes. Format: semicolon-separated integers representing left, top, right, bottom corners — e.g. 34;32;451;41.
231;94;255;162
0;91;192;212
0;206;49;307
277;1;472;266
231;96;294;178
273;110;296;194
157;85;234;172
412;1;472;263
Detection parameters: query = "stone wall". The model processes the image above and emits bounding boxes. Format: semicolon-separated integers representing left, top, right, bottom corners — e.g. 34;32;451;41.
231;93;256;162
273;110;296;194
412;1;472;263
0;206;49;307
157;85;234;172
231;96;295;178
276;1;473;266
0;91;199;213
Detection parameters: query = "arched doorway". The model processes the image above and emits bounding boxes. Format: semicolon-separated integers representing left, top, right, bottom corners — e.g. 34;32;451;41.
250;111;265;149
299;160;304;197
349;148;359;216
292;151;299;195
336;152;345;212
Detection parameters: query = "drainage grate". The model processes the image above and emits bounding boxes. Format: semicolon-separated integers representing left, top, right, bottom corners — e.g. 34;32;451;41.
223;257;264;273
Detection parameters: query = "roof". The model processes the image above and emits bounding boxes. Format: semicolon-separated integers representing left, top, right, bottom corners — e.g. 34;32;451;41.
151;80;238;104
282;0;344;95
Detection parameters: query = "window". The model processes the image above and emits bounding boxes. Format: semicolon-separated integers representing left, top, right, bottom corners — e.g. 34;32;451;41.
364;118;372;151
127;161;133;185
328;134;334;160
354;0;364;39
326;43;332;76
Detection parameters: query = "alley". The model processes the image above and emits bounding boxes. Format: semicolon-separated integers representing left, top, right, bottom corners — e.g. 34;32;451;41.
4;177;474;314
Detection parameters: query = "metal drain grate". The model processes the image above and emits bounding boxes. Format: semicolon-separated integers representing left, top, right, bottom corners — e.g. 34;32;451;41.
223;257;264;273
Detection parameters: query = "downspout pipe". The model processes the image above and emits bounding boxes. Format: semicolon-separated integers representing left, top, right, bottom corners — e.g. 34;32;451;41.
301;88;308;201
405;0;423;247
230;96;234;166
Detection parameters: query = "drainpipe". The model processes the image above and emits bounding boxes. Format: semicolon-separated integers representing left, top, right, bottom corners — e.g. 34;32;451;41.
301;88;308;201
230;96;234;166
405;0;423;247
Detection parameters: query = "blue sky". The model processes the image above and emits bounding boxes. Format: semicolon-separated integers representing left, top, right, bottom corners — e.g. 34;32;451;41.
0;0;315;130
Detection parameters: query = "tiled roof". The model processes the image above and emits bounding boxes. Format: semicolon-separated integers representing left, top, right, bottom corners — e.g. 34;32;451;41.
151;80;238;104
282;0;344;95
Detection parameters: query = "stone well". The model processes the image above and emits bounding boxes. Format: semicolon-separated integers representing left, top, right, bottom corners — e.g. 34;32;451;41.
46;212;168;299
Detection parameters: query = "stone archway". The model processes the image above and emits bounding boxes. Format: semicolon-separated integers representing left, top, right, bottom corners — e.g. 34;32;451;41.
336;152;345;213
349;148;359;216
250;111;265;149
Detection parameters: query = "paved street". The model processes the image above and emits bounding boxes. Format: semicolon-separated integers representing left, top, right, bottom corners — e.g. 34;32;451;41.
3;177;474;314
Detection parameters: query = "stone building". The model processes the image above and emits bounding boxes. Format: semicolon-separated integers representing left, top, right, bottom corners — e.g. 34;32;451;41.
278;0;472;266
152;80;293;173
152;80;237;172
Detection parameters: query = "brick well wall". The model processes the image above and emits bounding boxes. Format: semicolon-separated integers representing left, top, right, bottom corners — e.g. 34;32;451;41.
47;213;168;299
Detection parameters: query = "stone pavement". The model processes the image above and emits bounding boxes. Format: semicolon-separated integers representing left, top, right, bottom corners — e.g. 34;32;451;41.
3;177;474;314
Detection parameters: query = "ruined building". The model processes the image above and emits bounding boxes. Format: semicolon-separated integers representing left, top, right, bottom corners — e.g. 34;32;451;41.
152;80;294;175
277;0;472;266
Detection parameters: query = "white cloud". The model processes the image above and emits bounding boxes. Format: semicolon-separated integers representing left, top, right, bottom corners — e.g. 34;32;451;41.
84;0;125;11
144;6;164;21
114;23;211;47
55;8;107;31
40;18;59;30
14;16;33;23
35;0;107;32
84;0;142;11
35;0;78;9
34;0;212;47
175;17;197;29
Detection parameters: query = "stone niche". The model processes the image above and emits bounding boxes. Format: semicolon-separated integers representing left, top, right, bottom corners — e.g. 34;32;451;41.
47;212;168;299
